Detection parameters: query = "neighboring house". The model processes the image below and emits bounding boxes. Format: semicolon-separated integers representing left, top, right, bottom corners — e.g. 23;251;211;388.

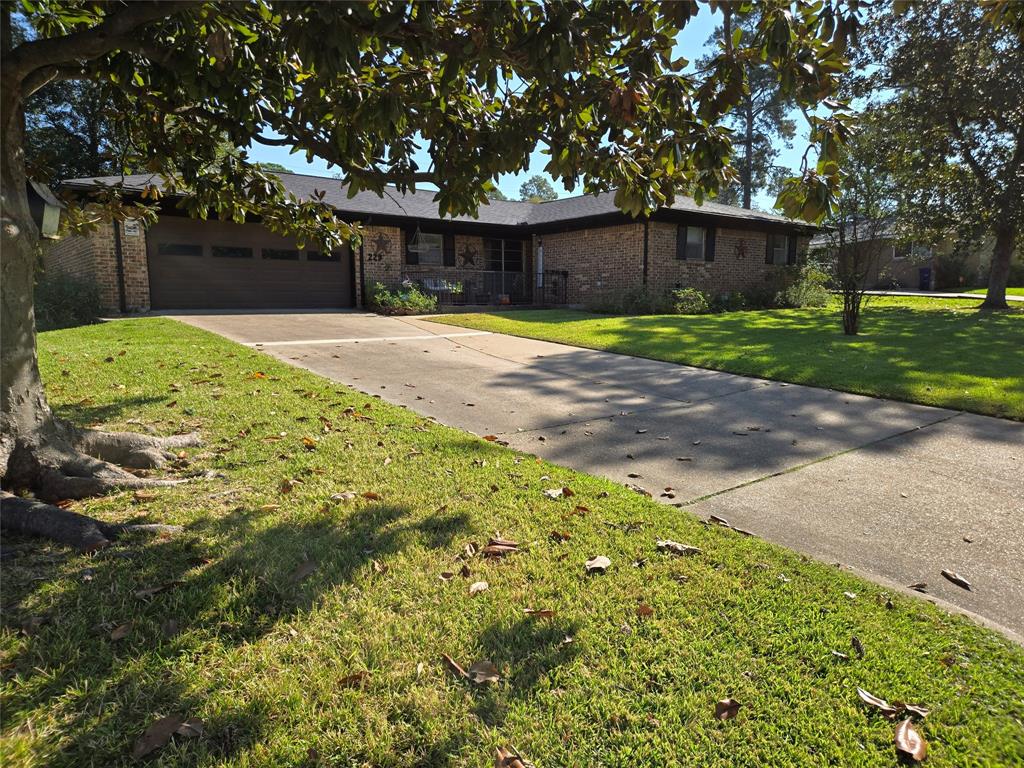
809;219;1020;291
47;172;816;313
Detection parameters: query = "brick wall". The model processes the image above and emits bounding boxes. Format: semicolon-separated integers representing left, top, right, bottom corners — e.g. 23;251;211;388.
41;232;97;284
358;224;403;305
41;220;152;313
538;223;645;304
647;222;805;299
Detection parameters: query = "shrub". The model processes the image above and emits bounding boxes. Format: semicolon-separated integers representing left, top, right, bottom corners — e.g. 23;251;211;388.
778;264;831;308
370;281;438;315
34;271;102;331
583;286;675;315
710;291;748;313
670;287;711;314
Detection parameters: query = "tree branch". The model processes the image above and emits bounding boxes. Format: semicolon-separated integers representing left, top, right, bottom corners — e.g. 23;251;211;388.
3;1;194;88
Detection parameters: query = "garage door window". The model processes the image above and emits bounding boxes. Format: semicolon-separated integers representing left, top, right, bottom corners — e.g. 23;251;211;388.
306;250;340;262
212;245;253;259
263;248;300;260
157;242;202;257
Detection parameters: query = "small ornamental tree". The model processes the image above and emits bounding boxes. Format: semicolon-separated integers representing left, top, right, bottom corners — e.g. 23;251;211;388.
821;113;897;335
1;0;858;548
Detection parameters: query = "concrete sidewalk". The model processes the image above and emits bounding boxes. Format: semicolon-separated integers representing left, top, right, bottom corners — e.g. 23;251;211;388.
173;311;1024;638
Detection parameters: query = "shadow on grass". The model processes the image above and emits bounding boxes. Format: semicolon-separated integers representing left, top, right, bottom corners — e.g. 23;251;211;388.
0;500;472;766
50;395;168;426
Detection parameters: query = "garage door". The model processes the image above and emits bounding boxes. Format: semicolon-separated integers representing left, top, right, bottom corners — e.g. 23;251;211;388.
147;217;353;309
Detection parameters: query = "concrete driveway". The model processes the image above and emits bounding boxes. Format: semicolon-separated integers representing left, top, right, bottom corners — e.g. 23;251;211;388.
173;310;1024;639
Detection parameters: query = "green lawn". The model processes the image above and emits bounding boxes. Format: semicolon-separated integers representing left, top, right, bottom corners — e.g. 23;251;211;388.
965;286;1024;296
2;318;1022;767
435;296;1024;420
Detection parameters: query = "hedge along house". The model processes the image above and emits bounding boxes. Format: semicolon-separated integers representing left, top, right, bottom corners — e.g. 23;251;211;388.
48;172;817;313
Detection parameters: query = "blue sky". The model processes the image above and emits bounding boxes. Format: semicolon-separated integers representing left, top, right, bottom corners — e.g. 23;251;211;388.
248;7;808;211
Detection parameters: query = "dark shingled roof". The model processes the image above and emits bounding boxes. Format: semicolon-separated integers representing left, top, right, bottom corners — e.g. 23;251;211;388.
62;171;813;230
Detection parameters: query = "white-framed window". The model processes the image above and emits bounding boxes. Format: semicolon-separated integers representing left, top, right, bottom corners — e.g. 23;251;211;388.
770;233;790;265
682;226;705;261
408;231;444;265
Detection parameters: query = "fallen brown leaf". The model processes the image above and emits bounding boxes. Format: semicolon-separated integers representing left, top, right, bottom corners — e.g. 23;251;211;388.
483;435;499;442
656;540;702;557
439;571;455;582
894;718;927;762
467;660;500;685
481;538;519;558
339;670;369;688
442;653;468;679
941;569;972;591
175;718;204;739
857;687;901;718
495;745;529;768
550;530;571;543
636;603;654;618
715;698;741;720
110;622;132;641
133;490;158;503
132;714;186;759
362;491;382;500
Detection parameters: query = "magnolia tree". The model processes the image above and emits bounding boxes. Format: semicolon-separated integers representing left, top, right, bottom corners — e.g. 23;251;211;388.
1;0;858;548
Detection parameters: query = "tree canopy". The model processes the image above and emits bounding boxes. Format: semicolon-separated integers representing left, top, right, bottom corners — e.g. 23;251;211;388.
519;174;558;202
699;12;796;209
1;0;860;546
853;0;1023;307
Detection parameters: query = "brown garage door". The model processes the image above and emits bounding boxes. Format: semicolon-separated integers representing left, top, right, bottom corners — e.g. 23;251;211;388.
147;217;353;309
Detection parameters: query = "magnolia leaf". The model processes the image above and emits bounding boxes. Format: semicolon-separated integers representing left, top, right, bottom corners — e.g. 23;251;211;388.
495;745;529;768
715;698;741;720
467;660;500;685
857;687;901;718
894;718;927;762
442;653;468;679
585;555;611;574
175;718;204;739
469;581;489;595
481;538;519;558
941;569;972;591
338;670;369;688
656;540;702;557
132;714;186;759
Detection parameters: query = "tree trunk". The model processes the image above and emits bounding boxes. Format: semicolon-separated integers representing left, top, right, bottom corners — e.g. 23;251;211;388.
742;96;754;210
981;224;1015;310
1;70;51;475
1;71;199;550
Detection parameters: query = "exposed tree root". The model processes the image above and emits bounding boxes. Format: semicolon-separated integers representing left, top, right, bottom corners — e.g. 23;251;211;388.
71;427;201;469
1;420;201;550
0;493;183;553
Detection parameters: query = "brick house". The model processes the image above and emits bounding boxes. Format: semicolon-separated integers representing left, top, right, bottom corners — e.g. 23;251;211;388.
47;172;816;313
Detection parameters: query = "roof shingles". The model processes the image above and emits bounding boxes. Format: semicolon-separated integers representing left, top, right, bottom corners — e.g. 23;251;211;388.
62;171;812;230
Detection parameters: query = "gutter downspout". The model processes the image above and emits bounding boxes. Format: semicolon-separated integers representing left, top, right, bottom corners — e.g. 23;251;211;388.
113;220;127;313
358;220;367;309
642;219;649;286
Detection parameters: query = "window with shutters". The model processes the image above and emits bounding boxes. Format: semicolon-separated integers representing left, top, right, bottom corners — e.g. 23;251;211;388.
677;226;707;261
769;234;790;265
